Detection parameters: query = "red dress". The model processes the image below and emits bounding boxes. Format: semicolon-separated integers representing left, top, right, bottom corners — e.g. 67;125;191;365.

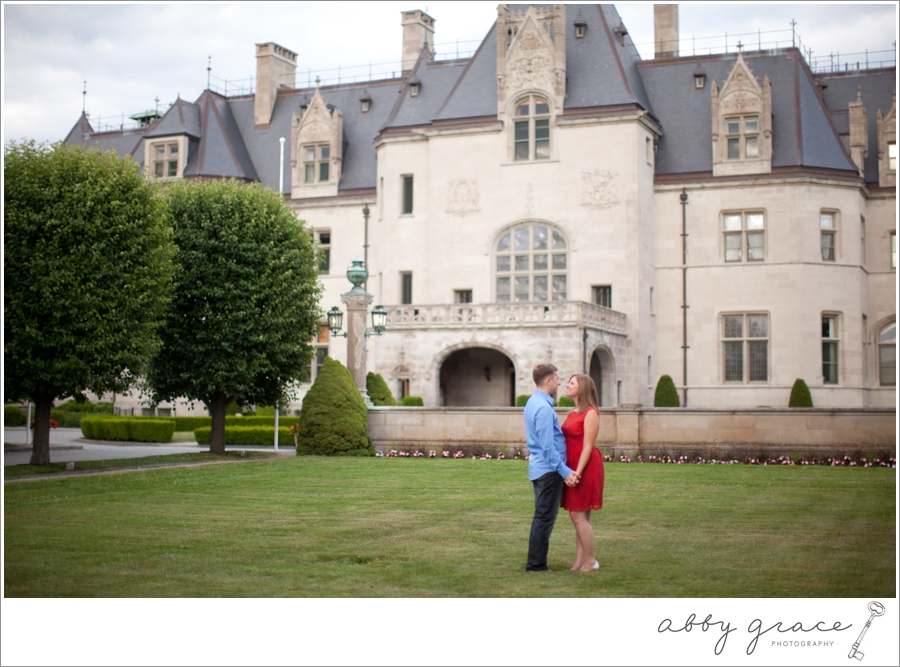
560;407;604;511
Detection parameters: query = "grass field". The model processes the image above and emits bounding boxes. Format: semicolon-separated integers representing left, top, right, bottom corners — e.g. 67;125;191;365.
3;456;895;597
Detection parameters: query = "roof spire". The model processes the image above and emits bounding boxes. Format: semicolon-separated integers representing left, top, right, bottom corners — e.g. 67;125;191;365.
207;55;211;90
82;80;87;114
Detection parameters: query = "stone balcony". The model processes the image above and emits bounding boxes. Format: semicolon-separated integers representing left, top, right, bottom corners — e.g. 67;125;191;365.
384;301;627;335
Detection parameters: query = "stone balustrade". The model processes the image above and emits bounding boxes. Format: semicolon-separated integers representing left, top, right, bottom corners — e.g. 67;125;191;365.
383;301;627;335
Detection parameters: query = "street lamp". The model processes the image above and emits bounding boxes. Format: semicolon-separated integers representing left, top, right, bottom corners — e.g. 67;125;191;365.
328;258;388;405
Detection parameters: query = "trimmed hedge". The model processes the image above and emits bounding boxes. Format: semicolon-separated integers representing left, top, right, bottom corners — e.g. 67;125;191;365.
81;417;175;443
295;358;373;456
654;374;681;407
515;395;530;407
366;372;397;406
789;379;813;407
55;399;113;414
5;405;26;426
400;396;424;406
194;426;291;446
558;396;575;407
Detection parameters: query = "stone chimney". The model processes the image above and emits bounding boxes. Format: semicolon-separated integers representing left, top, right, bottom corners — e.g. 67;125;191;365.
401;10;436;73
848;86;868;176
255;42;297;128
654;4;679;58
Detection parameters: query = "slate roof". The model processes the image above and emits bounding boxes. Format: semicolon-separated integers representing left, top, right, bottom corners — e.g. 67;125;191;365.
62;3;893;190
640;49;859;175
818;69;897;183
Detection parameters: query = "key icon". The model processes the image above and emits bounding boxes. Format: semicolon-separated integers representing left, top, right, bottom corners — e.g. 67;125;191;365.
848;601;884;660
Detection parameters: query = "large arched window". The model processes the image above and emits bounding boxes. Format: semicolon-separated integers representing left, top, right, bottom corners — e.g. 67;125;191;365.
495;223;567;302
878;321;895;386
514;95;551;161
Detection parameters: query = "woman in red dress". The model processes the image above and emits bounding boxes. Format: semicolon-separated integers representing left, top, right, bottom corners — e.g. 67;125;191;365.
560;374;605;571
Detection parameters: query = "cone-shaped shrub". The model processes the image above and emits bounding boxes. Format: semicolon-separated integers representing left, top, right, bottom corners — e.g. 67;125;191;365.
295;358;373;456
366;372;397;406
654;374;681;407
515;394;530;407
400;396;424;406
788;378;813;407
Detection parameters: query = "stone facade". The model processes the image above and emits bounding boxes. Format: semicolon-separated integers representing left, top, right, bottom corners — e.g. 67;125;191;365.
64;4;896;418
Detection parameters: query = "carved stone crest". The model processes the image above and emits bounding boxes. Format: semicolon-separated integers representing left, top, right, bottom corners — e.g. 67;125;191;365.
580;170;619;209
446;179;480;216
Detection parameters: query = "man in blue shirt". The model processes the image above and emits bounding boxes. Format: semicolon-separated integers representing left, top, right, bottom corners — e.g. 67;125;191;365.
524;363;579;571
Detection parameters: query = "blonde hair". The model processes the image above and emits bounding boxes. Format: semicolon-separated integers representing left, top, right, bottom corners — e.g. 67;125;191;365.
570;374;599;413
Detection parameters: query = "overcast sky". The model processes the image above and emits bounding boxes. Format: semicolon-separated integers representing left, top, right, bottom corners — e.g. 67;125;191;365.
2;2;896;145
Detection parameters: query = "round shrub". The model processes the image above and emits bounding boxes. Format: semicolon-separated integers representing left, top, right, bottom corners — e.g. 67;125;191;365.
366;372;397;406
5;405;26;426
400;396;424;406
558;396;575;407
515;394;530;407
654;374;681;407
295;358;373;456
788;378;813;407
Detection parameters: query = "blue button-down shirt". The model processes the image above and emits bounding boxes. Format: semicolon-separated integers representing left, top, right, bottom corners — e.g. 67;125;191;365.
524;389;573;481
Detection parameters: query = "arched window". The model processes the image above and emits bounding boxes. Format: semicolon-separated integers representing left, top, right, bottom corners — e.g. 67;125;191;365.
495;223;567;302
878;321;895;386
514;95;551;161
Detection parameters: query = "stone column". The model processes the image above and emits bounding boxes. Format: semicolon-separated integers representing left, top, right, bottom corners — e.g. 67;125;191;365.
341;287;374;399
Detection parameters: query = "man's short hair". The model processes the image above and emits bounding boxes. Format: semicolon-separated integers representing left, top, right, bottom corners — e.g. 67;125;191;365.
532;363;558;386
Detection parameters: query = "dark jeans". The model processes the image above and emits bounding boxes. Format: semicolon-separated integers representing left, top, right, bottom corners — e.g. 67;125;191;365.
525;471;564;571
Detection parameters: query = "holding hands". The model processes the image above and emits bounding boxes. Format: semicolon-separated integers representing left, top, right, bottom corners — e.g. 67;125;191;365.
565;471;581;487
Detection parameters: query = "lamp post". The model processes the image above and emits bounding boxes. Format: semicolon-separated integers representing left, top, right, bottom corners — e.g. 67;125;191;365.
328;258;388;406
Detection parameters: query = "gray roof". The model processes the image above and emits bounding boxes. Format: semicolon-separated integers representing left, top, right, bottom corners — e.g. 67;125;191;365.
818;69;896;183
640;50;857;175
145;97;201;140
62;3;891;189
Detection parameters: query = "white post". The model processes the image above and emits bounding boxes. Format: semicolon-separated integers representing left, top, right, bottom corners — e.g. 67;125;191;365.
278;137;285;197
25;402;32;447
274;402;279;452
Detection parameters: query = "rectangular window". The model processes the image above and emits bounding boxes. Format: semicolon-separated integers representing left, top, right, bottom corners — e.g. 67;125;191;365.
155;162;164;177
454;290;472;304
534;119;550;159
151;142;180;178
722;313;768;383
879;322;896;386
593;285;612;308
300;347;329;384
820;212;836;261
399;379;410;399
317;231;330;274
723;211;765;262
402;175;414;215
725;115;759;160
401;272;413;305
822;315;839;384
514;121;529;161
303;145;330;183
889;142;897;172
167;161;178;177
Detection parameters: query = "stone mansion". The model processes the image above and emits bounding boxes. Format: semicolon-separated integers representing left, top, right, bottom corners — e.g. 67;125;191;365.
64;4;896;413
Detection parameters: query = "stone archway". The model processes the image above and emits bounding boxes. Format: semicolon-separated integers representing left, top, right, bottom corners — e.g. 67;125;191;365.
589;346;616;407
439;347;517;407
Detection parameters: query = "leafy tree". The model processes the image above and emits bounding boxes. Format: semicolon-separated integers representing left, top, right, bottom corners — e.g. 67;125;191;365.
654;374;681;407
147;179;321;454
4;141;174;464
366;372;397;406
296;358;373;456
788;379;813;407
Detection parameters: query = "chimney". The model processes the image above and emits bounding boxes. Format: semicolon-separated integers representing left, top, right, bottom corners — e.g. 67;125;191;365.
653;4;679;58
401;10;436;73
255;42;297;128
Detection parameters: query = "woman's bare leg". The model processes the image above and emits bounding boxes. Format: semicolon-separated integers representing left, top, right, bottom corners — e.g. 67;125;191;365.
569;511;585;570
574;510;596;571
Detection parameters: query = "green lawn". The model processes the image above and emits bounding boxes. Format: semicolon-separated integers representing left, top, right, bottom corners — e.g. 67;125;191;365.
3;451;271;478
3;457;895;597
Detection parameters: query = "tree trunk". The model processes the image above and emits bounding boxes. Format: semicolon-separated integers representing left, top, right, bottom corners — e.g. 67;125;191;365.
29;394;54;466
206;393;230;455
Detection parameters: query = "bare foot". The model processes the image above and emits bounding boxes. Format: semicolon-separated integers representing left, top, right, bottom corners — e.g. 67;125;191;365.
570;562;583;571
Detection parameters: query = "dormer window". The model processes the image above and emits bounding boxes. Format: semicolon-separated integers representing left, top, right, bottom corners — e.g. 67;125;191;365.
889;143;897;172
150;140;181;178
514;95;551;161
613;20;628;46
693;64;706;89
360;91;371;113
725;115;759;160
409;78;421;98
303;145;330;183
574;14;587;39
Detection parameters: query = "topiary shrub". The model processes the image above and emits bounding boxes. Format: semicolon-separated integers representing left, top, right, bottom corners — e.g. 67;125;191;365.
295;358;373;456
654;374;681;407
129;419;175;443
367;372;397;406
400;396;424;406
515;395;530;407
788;379;813;407
81;416;173;442
194;425;291;446
558;396;575;407
5;405;26;426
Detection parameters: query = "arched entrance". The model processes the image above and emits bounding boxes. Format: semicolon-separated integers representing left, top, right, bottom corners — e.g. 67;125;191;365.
439;347;516;407
589;346;616;407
